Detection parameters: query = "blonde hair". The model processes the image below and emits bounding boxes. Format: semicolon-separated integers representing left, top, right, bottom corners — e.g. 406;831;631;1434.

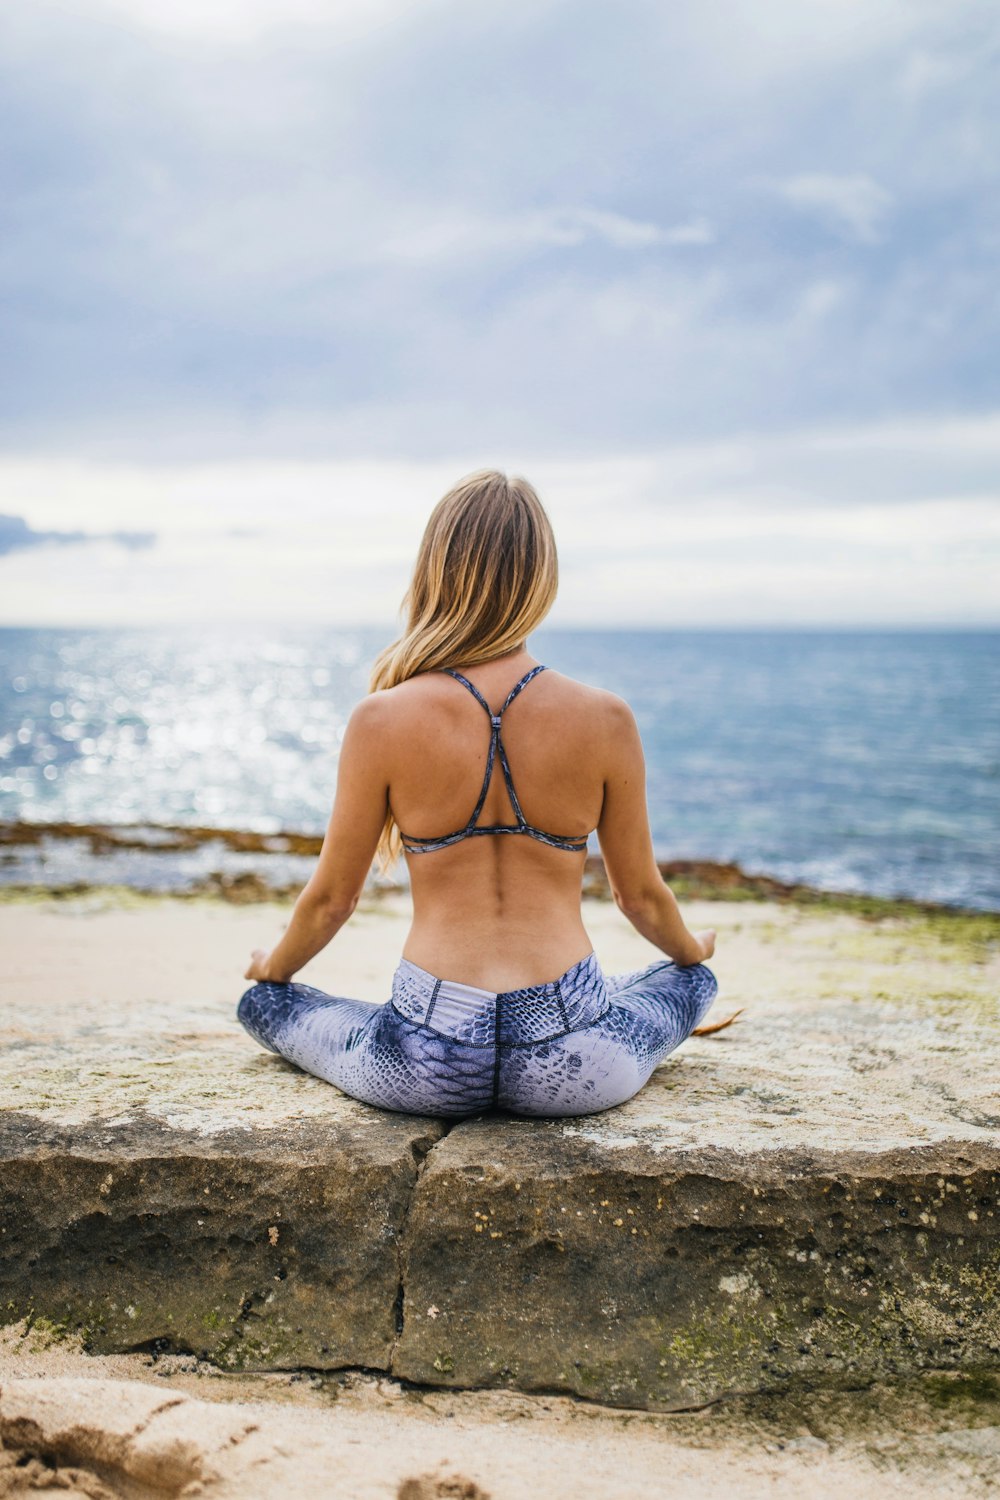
369;468;559;870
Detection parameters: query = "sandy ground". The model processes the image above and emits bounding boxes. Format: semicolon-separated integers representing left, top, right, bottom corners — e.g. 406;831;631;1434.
2;889;999;1497
2;1323;1000;1500
4;884;997;1045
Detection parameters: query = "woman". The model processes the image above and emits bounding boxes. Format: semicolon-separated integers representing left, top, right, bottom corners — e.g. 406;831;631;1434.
238;470;720;1118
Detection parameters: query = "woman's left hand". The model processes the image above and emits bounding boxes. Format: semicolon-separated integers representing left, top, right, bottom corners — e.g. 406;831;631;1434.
245;948;277;982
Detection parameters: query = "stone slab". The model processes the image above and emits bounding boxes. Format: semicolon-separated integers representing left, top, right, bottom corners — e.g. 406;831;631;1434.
2;895;998;1408
0;1109;443;1371
393;1120;1000;1408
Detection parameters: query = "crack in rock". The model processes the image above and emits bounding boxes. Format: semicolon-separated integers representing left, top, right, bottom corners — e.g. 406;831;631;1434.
390;1122;454;1369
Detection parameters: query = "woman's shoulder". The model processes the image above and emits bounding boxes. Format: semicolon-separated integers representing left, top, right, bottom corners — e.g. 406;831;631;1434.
360;671;462;716
541;669;636;724
344;672;464;735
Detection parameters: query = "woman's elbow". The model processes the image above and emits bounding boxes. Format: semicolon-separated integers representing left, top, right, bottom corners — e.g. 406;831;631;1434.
300;886;359;925
612;885;651;921
612;877;671;922
328;894;360;924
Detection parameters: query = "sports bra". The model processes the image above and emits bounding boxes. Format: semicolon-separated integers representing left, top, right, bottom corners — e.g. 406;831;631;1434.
399;664;592;855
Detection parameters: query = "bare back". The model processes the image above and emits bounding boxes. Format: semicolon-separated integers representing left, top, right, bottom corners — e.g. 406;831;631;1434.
381;654;612;988
252;642;706;990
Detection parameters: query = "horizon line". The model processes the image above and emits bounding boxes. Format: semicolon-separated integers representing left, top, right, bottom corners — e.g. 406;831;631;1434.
1;620;998;635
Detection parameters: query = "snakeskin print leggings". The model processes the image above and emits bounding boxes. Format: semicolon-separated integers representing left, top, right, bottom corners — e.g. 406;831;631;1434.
237;951;718;1118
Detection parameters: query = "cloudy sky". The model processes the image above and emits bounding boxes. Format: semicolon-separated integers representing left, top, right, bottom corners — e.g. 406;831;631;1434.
1;0;998;626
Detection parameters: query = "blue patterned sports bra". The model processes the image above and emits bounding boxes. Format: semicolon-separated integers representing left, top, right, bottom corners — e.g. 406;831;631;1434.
399;664;592;855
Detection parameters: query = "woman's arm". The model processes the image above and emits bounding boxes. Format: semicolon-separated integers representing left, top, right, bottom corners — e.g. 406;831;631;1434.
596;697;715;967
245;695;391;983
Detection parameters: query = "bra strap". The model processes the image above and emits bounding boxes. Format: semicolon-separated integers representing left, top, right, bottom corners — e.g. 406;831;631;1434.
500;663;547;712
443;669;493;718
465;723;500;831
495;734;526;827
443;664;547;721
496;666;546;826
442;664;548;831
442;670;500;833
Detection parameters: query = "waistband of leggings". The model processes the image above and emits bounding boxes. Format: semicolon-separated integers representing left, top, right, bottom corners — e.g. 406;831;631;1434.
390;950;608;1045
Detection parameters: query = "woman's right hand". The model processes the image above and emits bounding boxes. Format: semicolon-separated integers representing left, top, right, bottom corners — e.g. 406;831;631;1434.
692;929;716;962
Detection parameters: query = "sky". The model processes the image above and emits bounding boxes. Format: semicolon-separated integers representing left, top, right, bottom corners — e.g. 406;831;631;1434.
0;0;998;627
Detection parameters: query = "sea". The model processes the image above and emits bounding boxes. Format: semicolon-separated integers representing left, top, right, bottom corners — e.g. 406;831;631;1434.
0;626;997;910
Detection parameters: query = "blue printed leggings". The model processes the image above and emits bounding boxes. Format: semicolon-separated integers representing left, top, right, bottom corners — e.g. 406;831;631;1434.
238;951;718;1119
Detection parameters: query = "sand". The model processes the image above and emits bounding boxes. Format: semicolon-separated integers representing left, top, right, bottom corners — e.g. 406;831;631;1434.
2;1324;1000;1499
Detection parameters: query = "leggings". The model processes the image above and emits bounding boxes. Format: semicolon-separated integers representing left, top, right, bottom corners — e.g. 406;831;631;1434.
238;951;718;1119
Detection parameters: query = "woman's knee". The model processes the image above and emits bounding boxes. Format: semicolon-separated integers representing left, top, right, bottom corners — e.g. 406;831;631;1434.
686;961;718;995
642;960;718;1034
237;981;289;1052
237;980;267;1021
681;962;719;1026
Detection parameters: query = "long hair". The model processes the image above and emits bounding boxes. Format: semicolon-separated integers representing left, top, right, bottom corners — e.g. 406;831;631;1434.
369;468;559;870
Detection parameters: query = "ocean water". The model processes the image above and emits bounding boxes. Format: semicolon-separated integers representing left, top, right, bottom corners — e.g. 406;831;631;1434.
0;626;997;910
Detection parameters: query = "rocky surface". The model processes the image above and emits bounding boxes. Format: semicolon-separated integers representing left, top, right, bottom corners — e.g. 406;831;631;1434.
1;893;998;1410
0;1109;443;1372
0;817;835;904
396;1125;1000;1407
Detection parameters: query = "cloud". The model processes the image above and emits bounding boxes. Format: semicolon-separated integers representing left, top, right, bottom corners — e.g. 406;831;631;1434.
0;0;997;463
527;209;714;252
0;514;155;557
377;207;715;264
90;0;435;42
768;174;894;244
0;412;997;626
895;47;974;101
